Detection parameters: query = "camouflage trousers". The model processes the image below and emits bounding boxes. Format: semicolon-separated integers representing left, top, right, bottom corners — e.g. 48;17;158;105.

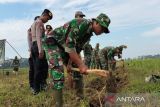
99;53;116;71
95;58;102;69
43;37;65;90
84;55;92;68
90;56;96;69
99;52;109;70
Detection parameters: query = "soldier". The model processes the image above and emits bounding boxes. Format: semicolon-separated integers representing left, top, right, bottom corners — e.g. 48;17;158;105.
70;10;86;97
40;25;53;91
75;11;85;19
68;10;86;95
28;16;39;91
94;43;102;69
90;48;96;69
12;56;20;75
117;45;127;59
108;45;127;70
99;45;127;71
99;46;114;70
83;40;93;68
44;13;111;106
30;9;52;95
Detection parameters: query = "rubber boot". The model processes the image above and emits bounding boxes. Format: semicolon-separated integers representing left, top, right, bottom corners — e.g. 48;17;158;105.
53;89;63;107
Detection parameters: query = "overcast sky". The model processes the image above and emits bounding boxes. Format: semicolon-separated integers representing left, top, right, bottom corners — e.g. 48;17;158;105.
0;0;160;59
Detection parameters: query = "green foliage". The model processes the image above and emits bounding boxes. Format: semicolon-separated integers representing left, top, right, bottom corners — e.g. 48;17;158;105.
123;58;160;93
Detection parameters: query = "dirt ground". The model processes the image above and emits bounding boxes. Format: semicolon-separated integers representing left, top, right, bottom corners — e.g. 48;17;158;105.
84;65;128;107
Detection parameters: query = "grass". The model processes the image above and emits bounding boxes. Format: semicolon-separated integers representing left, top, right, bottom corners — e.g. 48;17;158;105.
0;58;160;107
123;58;160;93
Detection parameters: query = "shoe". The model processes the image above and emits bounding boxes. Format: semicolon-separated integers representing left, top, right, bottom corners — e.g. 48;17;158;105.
30;87;34;93
31;89;39;95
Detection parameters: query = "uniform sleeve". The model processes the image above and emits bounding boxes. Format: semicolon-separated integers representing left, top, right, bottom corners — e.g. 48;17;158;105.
65;27;79;53
107;50;114;60
35;22;43;53
27;29;32;52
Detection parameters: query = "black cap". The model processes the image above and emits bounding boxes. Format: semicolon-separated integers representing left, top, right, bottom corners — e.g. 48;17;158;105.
34;16;40;21
46;25;52;30
42;9;53;20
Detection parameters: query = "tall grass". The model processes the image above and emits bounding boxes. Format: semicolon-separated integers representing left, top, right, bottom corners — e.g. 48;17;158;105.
123;58;160;93
0;58;160;106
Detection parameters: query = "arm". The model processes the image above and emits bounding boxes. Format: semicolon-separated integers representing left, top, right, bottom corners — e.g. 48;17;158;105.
65;28;87;73
107;50;115;62
27;28;32;52
48;29;54;35
35;22;44;58
69;52;84;67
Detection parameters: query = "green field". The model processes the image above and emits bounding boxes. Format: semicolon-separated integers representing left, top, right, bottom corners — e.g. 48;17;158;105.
0;58;160;107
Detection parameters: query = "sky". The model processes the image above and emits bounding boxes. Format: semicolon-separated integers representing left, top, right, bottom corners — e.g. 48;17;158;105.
0;0;160;59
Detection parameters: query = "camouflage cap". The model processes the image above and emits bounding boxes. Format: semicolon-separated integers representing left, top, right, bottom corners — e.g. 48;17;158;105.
46;25;52;30
75;11;85;17
42;9;53;20
95;13;111;33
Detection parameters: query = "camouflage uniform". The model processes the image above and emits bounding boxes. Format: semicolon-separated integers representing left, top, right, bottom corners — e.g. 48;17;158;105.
42;19;93;106
90;48;96;69
94;43;102;69
99;45;127;71
83;41;93;68
108;45;127;70
99;46;115;70
43;18;93;90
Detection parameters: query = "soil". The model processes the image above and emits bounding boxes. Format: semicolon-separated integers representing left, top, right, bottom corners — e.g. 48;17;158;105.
85;66;128;107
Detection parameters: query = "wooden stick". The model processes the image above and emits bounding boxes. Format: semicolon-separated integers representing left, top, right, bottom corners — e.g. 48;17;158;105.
71;68;110;77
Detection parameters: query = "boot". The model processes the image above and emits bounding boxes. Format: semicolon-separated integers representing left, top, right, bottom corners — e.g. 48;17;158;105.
53;89;63;107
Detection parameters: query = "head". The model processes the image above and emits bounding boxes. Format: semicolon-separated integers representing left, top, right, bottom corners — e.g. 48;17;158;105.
34;16;40;21
15;56;18;59
40;9;53;23
115;47;120;53
45;25;53;34
92;13;111;35
118;45;127;54
114;45;127;58
75;11;85;19
46;25;52;31
95;43;99;49
85;39;90;44
113;47;121;57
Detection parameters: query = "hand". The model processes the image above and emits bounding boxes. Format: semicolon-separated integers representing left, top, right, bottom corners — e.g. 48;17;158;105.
78;63;88;75
39;52;44;59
